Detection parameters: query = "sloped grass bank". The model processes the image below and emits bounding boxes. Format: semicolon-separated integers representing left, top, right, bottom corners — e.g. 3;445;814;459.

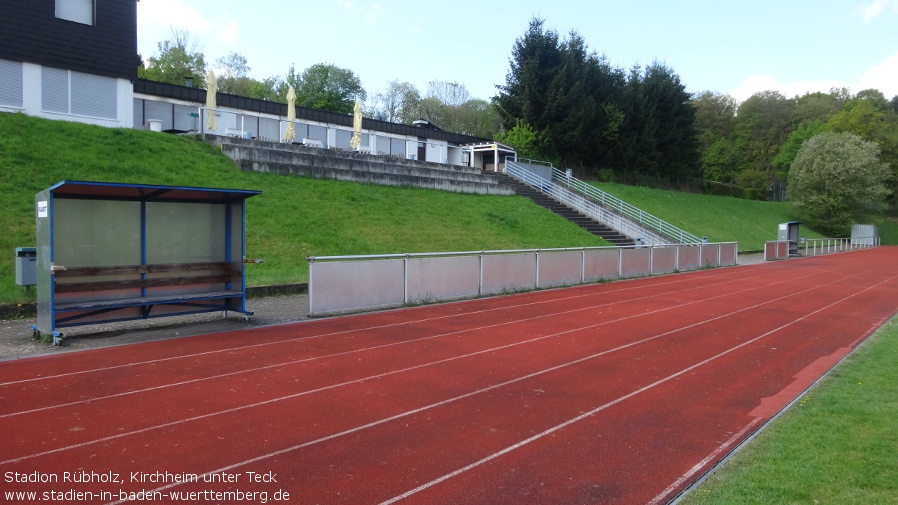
0;112;606;303
594;183;810;251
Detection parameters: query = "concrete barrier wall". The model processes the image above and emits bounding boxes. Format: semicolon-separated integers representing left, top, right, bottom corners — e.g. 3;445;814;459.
211;136;515;195
652;247;678;274
309;243;739;315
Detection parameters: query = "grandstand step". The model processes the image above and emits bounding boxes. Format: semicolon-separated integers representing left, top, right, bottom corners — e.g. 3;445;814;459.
493;171;636;247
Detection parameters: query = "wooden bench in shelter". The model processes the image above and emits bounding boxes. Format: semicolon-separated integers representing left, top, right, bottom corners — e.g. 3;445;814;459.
33;181;261;345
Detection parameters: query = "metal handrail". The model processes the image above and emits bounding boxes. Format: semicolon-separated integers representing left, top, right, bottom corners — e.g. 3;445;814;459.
505;161;701;245
803;236;879;256
548;166;702;244
307;241;738;263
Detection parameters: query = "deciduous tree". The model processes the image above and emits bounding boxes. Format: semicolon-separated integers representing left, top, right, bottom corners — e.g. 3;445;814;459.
732;90;795;175
294;63;366;114
214;52;254;96
788;132;891;235
368;80;421;123
495;120;545;160
138;29;206;88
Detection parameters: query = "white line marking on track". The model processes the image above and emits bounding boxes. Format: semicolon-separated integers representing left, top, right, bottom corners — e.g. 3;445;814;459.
376;275;896;505
3;267;878;465
645;418;761;505
1;271;745;386
2;277;796;463
1;272;796;417
90;272;897;504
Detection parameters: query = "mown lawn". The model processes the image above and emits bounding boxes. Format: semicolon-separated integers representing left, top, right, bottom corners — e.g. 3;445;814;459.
0;112;607;303
680;316;898;504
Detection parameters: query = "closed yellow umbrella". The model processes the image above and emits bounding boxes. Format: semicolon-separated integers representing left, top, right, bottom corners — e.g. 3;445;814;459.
205;70;217;131
284;86;296;142
350;99;362;150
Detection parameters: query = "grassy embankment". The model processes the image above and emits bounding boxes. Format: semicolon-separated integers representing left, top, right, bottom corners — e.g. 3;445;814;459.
0;112;611;304
3;111;896;305
592;183;898;251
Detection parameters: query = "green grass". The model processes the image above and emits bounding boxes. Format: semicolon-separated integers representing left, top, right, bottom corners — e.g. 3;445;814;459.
0;112;607;303
680;316;898;504
592;182;823;251
3;111;895;305
592;182;898;251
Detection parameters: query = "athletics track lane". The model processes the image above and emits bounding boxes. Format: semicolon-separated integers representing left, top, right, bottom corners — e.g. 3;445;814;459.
1;248;897;504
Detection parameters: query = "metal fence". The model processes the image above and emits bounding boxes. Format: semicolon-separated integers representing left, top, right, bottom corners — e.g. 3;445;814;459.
764;237;879;260
803;237;880;256
505;161;702;246
307;243;739;315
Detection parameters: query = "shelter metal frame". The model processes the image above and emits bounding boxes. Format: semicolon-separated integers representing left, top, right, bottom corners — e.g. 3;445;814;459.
33;180;260;345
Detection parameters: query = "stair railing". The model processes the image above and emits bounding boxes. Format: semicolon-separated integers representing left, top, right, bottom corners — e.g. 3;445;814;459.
505;160;702;245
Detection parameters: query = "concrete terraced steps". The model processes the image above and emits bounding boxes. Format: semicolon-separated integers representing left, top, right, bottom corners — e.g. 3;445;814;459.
493;171;636;247
207;135;514;196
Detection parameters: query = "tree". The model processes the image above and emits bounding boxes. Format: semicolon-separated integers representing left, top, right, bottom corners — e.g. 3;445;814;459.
638;62;700;179
294;63;367;114
214;52;254;96
368;80;421;123
138;29;206;88
612;62;700;180
494;120;545;160
790;90;845;127
691;91;737;151
426;80;470;107
824;98;898;196
701;137;743;184
788;132;891;235
418;81;476;133
732;90;796;174
771;120;825;175
455;99;501;138
246;76;284;102
494;18;563;134
854;88;890;112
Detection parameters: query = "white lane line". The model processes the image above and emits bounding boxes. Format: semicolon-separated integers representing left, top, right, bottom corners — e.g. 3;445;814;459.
377;275;896;505
4;268;863;471
1;272;784;417
0;268;860;489
646;418;761;505
1;270;742;386
102;278;840;505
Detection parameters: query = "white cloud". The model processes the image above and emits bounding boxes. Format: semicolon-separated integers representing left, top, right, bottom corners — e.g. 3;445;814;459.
138;0;242;61
730;50;898;102
858;0;898;23
216;20;239;45
364;4;390;25
859;50;898;96
729;75;850;103
137;0;212;33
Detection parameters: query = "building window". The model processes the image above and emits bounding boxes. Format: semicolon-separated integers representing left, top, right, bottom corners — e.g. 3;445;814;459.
56;0;94;25
42;67;117;119
0;59;24;108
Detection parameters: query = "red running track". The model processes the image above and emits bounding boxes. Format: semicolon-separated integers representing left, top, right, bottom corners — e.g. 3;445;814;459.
2;248;898;505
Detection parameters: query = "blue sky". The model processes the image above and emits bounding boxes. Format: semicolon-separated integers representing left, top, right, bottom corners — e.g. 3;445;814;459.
138;0;898;104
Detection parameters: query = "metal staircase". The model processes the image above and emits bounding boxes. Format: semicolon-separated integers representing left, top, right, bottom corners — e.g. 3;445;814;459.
503;160;702;246
494;171;634;246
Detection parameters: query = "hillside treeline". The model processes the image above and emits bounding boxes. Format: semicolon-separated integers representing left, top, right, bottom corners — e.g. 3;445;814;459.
493;19;898;199
140;22;898;200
